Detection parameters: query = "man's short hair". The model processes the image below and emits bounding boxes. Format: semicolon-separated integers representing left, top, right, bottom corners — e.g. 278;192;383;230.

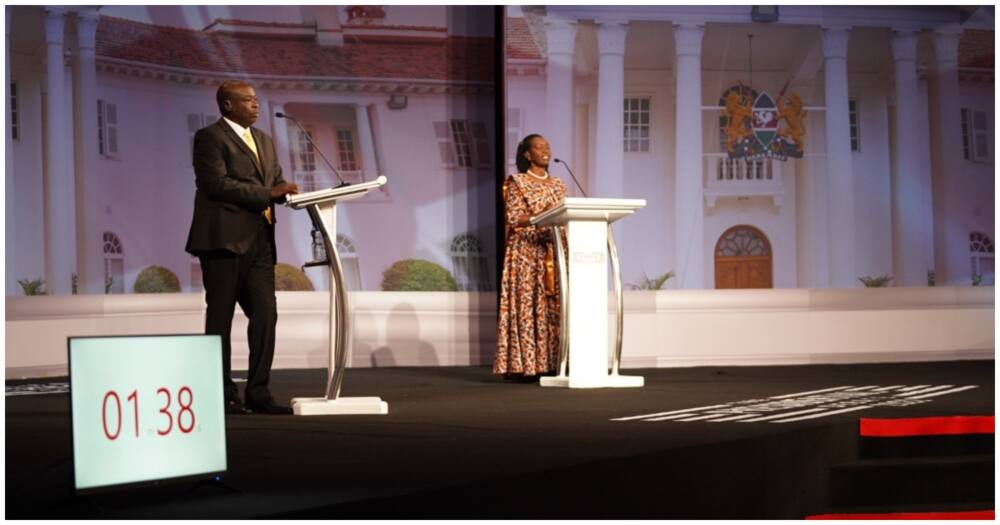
216;80;253;114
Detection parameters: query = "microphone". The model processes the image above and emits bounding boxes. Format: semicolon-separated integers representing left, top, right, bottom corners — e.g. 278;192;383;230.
553;158;587;198
275;112;349;188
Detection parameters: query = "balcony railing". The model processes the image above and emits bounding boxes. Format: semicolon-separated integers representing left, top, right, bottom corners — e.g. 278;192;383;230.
703;153;785;209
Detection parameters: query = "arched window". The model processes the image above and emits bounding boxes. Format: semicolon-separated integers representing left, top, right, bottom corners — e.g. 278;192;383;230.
450;233;491;291
969;231;994;285
103;231;125;294
716;226;771;257
336;234;362;291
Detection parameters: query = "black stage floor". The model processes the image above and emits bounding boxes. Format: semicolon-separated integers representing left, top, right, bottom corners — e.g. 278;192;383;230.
5;360;995;518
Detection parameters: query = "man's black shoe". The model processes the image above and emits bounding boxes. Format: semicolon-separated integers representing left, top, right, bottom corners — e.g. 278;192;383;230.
225;398;252;415
246;398;293;415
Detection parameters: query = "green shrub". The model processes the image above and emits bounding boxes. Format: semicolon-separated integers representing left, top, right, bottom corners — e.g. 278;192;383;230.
858;275;892;288
275;263;315;291
134;266;181;293
629;271;675;290
17;278;47;296
381;259;459;291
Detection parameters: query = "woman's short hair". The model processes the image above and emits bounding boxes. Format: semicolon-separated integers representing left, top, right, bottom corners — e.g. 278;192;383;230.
515;134;542;174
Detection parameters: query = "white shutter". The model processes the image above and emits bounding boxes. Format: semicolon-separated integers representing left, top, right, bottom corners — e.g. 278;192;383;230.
106;103;118;155
434;121;456;165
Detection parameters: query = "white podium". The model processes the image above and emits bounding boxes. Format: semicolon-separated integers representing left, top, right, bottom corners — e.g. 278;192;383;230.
531;197;646;388
284;176;389;415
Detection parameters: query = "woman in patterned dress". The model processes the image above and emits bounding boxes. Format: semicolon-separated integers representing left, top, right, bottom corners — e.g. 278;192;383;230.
494;134;567;380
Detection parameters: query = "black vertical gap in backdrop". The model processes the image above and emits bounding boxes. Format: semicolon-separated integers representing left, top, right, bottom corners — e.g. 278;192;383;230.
494;6;507;306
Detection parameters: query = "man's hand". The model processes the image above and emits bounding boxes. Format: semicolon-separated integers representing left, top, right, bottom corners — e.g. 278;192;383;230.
270;182;300;200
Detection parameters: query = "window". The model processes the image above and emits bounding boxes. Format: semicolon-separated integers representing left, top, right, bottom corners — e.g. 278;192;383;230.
296;128;317;172
623;97;651;152
98;99;119;157
434;120;491;168
450;233;491;291
960;108;970;160
451;120;474;166
103;231;124;294
299;173;317;193
961;108;991;163
10;81;18;141
506;107;522;168
970;231;994;285
848;98;860;152
190;257;203;292
335;128;358;171
716;226;771;257
335;234;362;291
970;110;990;162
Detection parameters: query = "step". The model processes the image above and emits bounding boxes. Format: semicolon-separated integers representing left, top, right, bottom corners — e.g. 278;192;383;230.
858;415;994;459
806;509;994;520
829;455;994;507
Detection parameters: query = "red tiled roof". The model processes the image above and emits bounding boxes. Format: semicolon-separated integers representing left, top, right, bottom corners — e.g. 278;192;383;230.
95;16;493;82
959;29;994;69
505;17;542;61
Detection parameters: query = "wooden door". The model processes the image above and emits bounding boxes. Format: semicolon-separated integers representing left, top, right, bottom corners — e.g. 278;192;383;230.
714;225;773;289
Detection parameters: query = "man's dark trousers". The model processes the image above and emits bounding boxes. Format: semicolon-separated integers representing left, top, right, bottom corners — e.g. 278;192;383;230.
200;220;277;404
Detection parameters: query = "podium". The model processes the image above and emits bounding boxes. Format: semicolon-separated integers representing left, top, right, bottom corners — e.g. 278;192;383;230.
284;176;389;415
531;197;646;388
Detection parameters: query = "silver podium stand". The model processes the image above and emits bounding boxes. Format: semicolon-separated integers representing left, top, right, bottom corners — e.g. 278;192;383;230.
284;176;389;415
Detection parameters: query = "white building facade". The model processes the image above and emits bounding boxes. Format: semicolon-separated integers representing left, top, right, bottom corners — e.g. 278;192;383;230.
6;5;498;295
506;5;994;289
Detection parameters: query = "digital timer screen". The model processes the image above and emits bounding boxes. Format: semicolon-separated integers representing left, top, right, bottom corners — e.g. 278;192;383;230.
68;334;227;491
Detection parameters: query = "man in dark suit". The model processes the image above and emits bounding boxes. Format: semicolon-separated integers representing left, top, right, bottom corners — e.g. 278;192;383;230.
186;80;299;415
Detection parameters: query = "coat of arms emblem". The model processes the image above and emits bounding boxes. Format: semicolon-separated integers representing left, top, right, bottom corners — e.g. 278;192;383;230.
722;83;806;161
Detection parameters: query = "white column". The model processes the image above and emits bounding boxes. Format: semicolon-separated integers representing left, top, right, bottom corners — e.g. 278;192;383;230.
593;20;630;290
543;17;577;177
929;28;963;285
354;103;378;181
43;8;76;295
673;24;705;289
593;20;628;199
5;9;15;294
822;26;855;288
891;30;933;287
798;104;831;287
73;9;101;294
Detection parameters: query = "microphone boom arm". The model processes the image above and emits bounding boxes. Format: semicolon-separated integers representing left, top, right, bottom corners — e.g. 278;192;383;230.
554;158;587;198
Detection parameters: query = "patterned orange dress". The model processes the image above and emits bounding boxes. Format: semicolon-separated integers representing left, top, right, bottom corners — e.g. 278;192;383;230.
494;172;567;376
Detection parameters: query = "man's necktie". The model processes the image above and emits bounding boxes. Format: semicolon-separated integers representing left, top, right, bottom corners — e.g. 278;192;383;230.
242;129;260;162
243;129;271;224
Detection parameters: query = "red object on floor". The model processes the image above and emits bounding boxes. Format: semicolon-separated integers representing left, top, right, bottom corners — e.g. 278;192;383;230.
859;416;994;437
806;510;995;520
